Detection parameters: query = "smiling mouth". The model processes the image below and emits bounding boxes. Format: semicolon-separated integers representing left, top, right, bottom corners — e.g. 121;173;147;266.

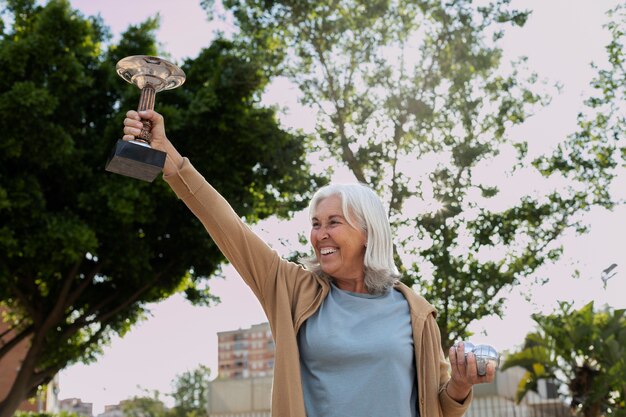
320;248;338;255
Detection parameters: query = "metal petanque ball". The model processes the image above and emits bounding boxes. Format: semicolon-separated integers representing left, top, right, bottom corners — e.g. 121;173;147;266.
458;342;500;376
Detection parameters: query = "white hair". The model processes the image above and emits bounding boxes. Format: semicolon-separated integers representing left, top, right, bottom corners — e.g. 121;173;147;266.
301;183;400;295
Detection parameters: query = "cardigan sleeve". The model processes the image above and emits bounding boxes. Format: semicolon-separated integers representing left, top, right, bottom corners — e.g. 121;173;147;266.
427;314;473;417
163;158;312;306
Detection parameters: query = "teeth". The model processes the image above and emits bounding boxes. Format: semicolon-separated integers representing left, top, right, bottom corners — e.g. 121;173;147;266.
320;248;337;255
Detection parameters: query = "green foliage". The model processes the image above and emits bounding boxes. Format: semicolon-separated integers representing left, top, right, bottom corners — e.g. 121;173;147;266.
0;0;323;415
503;15;626;414
122;392;169;417
501;302;626;417
534;5;625;210
204;0;601;347
169;365;211;417
13;412;80;417
121;365;211;417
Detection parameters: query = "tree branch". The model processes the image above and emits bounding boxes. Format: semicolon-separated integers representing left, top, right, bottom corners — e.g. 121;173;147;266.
0;323;48;417
41;259;83;335
66;261;103;309
58;277;157;344
27;314;109;392
0;324;34;358
0;319;25;341
10;282;37;322
309;31;366;183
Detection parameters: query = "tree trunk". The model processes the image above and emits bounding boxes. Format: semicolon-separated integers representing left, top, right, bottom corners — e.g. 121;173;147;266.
0;330;45;417
583;402;602;417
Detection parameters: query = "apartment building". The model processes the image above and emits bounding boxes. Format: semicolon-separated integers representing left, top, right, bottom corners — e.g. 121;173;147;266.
217;323;275;379
96;402;125;417
208;323;275;417
59;398;94;417
207;376;272;417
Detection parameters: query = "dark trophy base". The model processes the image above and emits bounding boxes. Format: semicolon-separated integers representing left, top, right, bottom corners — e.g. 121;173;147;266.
105;139;166;182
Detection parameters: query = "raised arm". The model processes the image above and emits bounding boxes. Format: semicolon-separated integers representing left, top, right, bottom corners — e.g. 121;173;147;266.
122;110;311;304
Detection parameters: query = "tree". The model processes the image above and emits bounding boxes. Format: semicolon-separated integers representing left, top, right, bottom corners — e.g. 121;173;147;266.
14;412;80;417
501;301;626;417
205;0;598;346
169;365;211;417
119;365;211;417
0;1;323;415
534;4;625;210
501;12;626;416
122;393;169;417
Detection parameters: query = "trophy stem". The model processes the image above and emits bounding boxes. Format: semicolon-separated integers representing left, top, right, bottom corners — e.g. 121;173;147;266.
138;84;156;111
137;84;156;143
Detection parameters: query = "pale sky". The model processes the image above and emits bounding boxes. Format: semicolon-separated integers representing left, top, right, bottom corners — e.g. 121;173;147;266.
58;0;625;414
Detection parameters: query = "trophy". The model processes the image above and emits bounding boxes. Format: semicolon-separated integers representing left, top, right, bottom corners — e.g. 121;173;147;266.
105;55;186;182
457;341;500;376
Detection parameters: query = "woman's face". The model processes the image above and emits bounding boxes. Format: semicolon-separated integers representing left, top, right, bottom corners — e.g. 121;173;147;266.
310;195;367;282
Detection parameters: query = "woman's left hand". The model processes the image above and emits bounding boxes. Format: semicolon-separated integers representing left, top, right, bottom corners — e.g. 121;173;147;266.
445;342;496;402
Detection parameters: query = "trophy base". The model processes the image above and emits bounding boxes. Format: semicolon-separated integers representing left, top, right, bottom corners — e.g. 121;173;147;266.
105;139;166;182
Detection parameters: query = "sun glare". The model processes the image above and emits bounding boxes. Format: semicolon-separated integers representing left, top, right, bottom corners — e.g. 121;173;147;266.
423;196;446;214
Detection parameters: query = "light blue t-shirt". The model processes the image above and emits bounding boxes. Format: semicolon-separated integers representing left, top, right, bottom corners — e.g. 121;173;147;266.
297;283;418;417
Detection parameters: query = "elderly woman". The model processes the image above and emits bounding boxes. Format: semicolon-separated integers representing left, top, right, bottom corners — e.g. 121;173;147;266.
123;110;495;417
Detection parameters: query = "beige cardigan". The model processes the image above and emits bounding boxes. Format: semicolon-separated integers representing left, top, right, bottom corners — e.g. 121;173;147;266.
165;159;472;417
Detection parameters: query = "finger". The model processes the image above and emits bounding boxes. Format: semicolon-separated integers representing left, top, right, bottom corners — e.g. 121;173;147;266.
483;359;497;382
138;109;163;123
455;342;467;373
123;126;141;136
126;110;140;120
123;119;143;130
449;345;459;375
465;352;478;379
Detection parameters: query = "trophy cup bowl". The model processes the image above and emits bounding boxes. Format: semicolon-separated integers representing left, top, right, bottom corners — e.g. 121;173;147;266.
458;341;500;376
105;55;186;182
